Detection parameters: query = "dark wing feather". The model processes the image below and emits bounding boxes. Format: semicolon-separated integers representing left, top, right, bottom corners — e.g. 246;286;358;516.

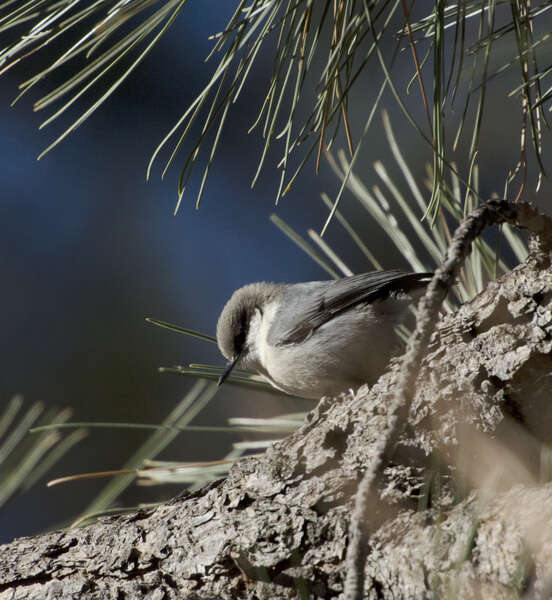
278;270;432;345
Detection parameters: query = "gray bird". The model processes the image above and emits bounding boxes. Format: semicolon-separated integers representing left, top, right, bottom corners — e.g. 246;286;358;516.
216;270;432;399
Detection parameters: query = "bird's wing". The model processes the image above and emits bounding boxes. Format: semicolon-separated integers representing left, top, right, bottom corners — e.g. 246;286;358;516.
271;270;432;345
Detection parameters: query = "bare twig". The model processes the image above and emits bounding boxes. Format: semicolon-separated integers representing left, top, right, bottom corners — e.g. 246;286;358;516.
344;199;552;600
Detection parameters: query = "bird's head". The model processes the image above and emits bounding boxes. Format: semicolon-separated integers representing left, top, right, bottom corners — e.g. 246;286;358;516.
216;282;281;385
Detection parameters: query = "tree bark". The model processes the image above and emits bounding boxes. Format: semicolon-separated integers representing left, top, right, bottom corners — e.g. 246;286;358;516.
2;251;552;599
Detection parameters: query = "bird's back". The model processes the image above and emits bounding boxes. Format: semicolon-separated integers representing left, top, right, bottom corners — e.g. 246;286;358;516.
261;271;431;398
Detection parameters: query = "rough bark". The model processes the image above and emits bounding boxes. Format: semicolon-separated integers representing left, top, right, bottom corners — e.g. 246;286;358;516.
2;251;552;599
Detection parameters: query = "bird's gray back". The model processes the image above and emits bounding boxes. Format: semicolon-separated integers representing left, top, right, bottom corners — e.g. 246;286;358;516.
266;281;330;346
266;271;431;347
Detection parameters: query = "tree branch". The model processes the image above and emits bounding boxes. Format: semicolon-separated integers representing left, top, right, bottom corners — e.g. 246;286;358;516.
2;207;552;598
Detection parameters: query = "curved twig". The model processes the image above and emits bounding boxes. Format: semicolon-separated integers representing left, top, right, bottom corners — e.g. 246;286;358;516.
344;199;552;600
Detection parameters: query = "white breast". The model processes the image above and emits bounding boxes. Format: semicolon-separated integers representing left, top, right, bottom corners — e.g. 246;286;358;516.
241;302;293;395
257;301;280;367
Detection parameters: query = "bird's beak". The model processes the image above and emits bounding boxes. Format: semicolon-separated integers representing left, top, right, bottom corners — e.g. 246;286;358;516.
218;353;241;386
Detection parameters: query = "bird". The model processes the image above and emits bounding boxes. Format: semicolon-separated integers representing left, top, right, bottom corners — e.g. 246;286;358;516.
216;270;432;399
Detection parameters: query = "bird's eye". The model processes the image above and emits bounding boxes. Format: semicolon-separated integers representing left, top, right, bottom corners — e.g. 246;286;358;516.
234;328;246;353
233;310;248;354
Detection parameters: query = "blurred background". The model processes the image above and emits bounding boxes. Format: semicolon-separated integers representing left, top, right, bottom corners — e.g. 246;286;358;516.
0;1;550;542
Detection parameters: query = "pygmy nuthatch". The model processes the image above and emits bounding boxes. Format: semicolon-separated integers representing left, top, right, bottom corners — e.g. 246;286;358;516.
216;270;432;399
